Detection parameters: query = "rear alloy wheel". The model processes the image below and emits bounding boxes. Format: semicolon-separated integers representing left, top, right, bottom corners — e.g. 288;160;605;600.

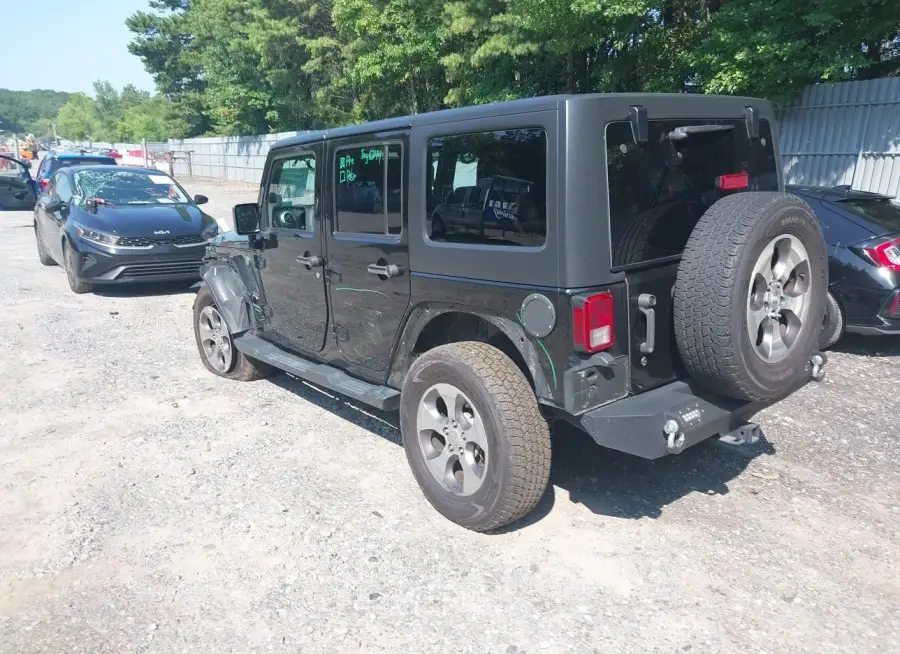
416;383;490;496
34;223;56;266
63;241;92;294
400;341;551;532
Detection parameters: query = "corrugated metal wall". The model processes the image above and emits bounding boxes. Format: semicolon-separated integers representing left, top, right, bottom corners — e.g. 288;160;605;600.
168;132;309;184
777;77;900;200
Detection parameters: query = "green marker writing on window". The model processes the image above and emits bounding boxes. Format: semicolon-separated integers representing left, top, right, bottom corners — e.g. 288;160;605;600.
361;147;383;164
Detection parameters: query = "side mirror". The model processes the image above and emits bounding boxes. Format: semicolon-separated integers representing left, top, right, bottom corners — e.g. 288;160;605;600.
44;200;66;213
194;194;209;205
233;203;261;235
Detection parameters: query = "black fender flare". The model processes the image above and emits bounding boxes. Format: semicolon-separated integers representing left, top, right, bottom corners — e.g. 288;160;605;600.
388;304;554;402
200;260;251;335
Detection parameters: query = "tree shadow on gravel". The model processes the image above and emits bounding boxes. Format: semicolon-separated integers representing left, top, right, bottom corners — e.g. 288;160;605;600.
268;371;777;529
829;333;900;357
91;281;197;298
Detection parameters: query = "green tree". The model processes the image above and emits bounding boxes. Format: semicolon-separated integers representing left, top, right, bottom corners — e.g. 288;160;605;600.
334;0;448;118
125;0;900;134
55;94;101;141
116;98;180;141
0;89;71;134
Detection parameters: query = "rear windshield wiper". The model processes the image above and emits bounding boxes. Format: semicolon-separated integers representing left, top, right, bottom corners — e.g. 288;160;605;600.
668;124;734;141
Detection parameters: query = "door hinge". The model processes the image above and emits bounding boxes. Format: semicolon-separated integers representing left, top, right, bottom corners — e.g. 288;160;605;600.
324;267;342;283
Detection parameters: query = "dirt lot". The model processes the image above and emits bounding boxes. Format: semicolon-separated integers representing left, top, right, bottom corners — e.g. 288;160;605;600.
1;176;899;653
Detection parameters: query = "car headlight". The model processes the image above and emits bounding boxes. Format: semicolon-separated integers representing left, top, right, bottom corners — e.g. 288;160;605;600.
201;222;220;241
74;224;120;246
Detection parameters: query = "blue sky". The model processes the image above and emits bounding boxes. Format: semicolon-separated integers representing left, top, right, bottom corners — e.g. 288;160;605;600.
2;0;156;94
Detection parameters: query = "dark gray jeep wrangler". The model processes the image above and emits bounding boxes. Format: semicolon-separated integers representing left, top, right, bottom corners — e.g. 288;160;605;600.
192;93;828;531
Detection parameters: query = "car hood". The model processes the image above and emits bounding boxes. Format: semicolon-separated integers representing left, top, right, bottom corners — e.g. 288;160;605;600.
72;204;215;237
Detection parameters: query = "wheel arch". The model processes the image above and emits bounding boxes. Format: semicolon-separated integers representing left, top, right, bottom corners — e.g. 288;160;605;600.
199;260;251;335
388;304;554;402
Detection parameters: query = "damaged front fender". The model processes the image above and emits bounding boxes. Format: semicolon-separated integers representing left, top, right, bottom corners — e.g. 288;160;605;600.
200;260;251;335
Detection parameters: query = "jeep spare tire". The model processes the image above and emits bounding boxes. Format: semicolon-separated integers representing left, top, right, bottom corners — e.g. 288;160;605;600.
673;192;827;402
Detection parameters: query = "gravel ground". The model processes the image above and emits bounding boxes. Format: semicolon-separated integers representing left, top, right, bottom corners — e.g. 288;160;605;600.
1;176;899;653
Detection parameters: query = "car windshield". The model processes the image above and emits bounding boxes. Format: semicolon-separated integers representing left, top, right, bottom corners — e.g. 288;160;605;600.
73;169;191;206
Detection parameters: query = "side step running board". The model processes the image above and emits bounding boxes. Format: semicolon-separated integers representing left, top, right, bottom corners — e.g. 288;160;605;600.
233;334;401;411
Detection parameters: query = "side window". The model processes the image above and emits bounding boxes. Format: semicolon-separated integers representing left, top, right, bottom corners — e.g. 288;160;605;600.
55;174;73;202
334;143;403;236
266;154;316;231
427;128;547;247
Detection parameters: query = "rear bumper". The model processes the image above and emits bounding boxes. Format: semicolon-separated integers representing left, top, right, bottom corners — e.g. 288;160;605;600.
845;322;900;336
579;378;799;460
838;288;900;336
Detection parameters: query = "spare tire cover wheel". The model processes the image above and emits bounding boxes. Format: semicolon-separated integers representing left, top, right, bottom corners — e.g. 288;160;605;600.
673;192;827;402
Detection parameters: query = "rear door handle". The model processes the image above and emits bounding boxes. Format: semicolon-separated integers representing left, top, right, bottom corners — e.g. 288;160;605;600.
638;293;657;354
367;263;402;278
297;253;323;268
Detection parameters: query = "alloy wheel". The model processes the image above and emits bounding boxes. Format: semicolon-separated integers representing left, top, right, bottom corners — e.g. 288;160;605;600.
197;305;234;373
746;234;813;363
416;383;488;496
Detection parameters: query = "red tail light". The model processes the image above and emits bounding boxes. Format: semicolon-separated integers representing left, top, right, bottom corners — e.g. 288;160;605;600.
40;178;48;189
715;172;749;191
573;292;614;353
864;237;900;272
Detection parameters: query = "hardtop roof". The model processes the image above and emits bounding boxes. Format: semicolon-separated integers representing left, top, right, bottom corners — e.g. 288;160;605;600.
271;92;769;151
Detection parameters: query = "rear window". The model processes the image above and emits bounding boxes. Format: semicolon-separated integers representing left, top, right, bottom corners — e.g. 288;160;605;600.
51;157;116;173
838;198;900;233
606;119;777;269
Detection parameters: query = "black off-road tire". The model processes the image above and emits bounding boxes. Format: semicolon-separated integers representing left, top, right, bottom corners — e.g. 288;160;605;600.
34;223;56;266
674;192;827;402
192;285;274;382
400;341;551;532
820;290;844;350
63;241;92;294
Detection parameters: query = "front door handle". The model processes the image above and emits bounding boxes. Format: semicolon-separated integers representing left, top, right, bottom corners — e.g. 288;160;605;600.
367;263;402;278
638;293;657;354
297;253;323;268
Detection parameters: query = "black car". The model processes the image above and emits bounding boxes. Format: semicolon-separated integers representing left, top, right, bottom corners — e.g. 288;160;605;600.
789;185;900;346
33;165;219;293
193;93;829;531
34;151;117;194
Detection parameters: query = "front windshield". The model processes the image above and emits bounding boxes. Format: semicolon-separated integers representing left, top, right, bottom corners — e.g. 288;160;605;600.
73;169;191;206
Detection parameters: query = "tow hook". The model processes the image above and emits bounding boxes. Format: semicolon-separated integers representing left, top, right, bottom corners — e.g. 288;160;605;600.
809;351;827;381
663;419;685;454
719;422;761;447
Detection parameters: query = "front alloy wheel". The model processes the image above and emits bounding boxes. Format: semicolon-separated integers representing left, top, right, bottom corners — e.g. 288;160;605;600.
197;304;235;373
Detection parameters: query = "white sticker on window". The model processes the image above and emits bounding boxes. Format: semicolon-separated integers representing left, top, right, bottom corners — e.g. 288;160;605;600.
149;175;172;185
